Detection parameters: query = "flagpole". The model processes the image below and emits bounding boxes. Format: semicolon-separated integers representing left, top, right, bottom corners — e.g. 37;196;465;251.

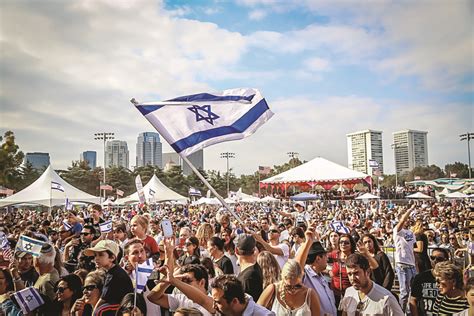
49;183;52;217
179;154;245;226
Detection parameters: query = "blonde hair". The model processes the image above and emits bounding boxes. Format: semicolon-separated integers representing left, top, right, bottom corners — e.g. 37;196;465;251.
257;251;281;289
412;222;424;235
131;215;149;232
434;261;463;289
281;259;302;282
195;223;214;243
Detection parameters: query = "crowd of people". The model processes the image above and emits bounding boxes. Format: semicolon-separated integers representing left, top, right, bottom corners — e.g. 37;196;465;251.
0;198;473;315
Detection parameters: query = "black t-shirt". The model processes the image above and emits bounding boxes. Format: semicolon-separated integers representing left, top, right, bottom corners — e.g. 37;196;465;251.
410;269;438;316
237;263;263;302
102;264;134;305
215;255;234;275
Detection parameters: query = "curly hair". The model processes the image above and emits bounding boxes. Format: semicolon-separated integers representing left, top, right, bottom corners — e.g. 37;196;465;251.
433;261;464;290
257;251;281;289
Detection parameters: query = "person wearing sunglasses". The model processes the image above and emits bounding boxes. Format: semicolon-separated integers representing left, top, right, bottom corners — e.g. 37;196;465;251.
409;247;450;316
433;261;469;315
71;270;105;316
178;237;201;267
64;225;96;273
253;225;290;269
340;253;403;316
52;274;83;316
257;259;321;315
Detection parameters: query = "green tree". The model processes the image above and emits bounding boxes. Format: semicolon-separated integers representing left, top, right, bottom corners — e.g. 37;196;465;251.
270;157;303;176
186;168;208;196
17;162;40;191
106;166;134;196
207;170;227;197
238;173;259;195
60;160;101;195
0;131;24;189
132;165;166;185
164;165;187;196
406;165;445;182
444;162;470;178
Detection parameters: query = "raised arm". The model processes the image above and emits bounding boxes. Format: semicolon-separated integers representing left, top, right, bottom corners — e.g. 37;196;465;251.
395;205;415;233
295;224;317;270
253;233;284;256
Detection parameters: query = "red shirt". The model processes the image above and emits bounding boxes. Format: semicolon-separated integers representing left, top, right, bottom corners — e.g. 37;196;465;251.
142;235;159;257
328;250;351;296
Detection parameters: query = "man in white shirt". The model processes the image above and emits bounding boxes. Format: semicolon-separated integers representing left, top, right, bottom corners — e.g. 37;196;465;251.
393;205;417;312
340;253;403;316
253;225;289;268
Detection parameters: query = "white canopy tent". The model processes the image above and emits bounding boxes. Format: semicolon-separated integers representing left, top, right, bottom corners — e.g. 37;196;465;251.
259;196;279;202
355;192;380;200
0;165;100;207
260;157;370;189
407;192;434;199
445;191;468;199
116;175;187;204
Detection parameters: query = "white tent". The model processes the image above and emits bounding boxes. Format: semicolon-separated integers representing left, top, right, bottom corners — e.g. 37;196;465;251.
259;196;279;202
101;198;117;206
407;192;434;199
355;192;380;200
261;157;370;186
0;165;100;207
445;191;468;199
193;197;222;205
117;175;187;204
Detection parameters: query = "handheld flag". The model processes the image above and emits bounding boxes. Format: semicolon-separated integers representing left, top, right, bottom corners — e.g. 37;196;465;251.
51;181;65;192
13;287;45;314
0;231;13;261
65;198;73;211
99;220;113;233
132;88;273;157
135;258;154;293
63;220;72;231
116;188;124;197
330;221;351;234
16;235;45;257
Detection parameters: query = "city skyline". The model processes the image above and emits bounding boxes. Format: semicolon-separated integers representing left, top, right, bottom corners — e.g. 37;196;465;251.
1;1;472;176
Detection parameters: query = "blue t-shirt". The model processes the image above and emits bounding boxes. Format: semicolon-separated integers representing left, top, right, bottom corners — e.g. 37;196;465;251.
71;222;83;235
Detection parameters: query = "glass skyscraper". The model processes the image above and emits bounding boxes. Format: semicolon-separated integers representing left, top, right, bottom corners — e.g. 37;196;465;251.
80;151;97;169
136;132;163;168
24;152;50;170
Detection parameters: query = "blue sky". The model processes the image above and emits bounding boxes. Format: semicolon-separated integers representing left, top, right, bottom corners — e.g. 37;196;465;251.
0;0;472;176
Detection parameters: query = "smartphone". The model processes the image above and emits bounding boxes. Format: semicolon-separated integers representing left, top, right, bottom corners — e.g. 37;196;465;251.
161;219;173;238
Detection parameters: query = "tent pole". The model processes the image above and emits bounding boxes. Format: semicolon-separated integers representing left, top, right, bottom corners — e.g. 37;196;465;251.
179;153;244;226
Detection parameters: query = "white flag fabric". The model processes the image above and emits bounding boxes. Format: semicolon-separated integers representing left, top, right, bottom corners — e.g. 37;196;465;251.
13;287;45;314
65;198;73;211
63;220;72;231
133;88;273;157
51;181;65;192
16;235;45;257
330;221;351;234
99;220;113;233
135;258;154;293
135;175;146;204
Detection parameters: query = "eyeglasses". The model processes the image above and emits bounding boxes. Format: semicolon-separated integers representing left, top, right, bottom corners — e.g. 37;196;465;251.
284;284;303;291
83;284;98;292
270;229;279;234
339;240;350;245
56;286;69;293
430;256;446;262
80;232;91;236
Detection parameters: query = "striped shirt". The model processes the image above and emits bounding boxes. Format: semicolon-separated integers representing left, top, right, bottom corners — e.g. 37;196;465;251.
433;294;469;315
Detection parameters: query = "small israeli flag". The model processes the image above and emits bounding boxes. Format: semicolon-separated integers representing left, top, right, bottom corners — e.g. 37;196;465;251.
330;221;351;234
65;198;73;211
99;220;113;233
51;181;65;192
63;220;72;231
13;287;45;314
133;88;273;157
16;235;45;257
135;258;154;293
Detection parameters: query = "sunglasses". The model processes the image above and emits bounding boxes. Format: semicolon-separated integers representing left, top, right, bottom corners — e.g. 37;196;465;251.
270;229;279;233
83;284;98;292
284;284;303;291
430;256;446;262
80;232;91;236
56;286;69;293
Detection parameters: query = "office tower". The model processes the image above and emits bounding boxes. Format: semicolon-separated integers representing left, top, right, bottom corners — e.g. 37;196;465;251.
24;152;50;170
80;151;97;169
136;132;162;168
162;149;204;175
393;130;428;175
105;140;129;169
346;130;384;175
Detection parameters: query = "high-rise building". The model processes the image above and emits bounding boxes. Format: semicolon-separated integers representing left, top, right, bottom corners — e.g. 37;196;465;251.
393;130;428;175
136;132;162;168
346;130;384;175
80;151;97;169
162;150;204;176
24;152;50;170
105;140;129;169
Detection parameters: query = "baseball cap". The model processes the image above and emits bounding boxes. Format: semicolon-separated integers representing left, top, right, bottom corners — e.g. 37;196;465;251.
294;201;305;208
236;234;256;253
84;240;119;257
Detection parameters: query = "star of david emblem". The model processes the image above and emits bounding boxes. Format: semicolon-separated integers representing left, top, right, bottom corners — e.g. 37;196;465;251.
25;295;33;303
24;243;33;251
187;105;220;125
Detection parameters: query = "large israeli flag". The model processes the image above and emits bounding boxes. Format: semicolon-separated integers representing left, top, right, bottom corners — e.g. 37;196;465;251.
133;88;273;156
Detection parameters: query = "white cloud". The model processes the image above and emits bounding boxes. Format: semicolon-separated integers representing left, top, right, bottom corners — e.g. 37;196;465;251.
304;57;330;72
248;9;267;20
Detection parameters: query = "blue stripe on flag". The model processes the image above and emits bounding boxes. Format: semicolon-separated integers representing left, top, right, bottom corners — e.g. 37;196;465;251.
20;236;44;246
165;92;255;103
136;105;165;116
15;291;30;313
170;98;270;153
30;288;44;306
137;267;154;273
136;284;146;290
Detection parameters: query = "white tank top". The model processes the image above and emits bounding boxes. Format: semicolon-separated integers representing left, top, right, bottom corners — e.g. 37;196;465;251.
271;283;312;316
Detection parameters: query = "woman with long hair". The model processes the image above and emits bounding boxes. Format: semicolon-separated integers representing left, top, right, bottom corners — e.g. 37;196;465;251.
328;233;356;306
53;274;83;316
258;259;321;315
257;251;281;290
195;223;214;258
412;220;431;273
130;215;159;257
361;233;395;290
0;268;20;316
178;236;201;266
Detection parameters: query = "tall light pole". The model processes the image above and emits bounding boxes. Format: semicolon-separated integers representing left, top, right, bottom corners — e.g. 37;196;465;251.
220;152;235;197
460;133;473;178
287;152;299;166
391;144;399;188
94;132;114;199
